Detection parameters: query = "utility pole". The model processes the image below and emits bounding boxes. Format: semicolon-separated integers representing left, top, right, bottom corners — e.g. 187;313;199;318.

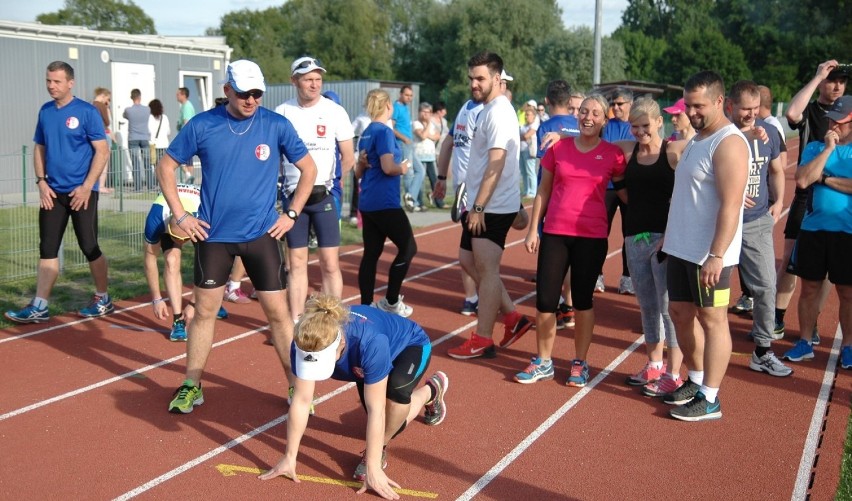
593;0;602;86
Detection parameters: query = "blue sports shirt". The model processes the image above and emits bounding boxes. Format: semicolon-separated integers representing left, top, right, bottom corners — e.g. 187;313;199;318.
166;106;308;242
800;141;852;234
536;114;580;159
358;122;403;212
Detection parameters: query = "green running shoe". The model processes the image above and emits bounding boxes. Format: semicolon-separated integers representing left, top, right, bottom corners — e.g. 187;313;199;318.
169;380;204;414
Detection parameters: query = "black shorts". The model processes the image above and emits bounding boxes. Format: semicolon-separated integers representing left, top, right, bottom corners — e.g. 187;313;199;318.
356;342;431;406
667;255;734;308
783;190;809;240
536;233;607;312
459;211;517;251
282;191;341;249
193;233;286;290
790;230;852;286
39;192;102;262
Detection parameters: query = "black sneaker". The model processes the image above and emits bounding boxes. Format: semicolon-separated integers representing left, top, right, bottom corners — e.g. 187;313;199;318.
662;378;700;405
670;391;722;422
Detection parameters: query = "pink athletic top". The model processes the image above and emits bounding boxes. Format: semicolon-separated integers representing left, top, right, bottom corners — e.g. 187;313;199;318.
540;138;626;238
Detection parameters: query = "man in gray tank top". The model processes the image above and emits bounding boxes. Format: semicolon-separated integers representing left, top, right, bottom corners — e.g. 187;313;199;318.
661;71;751;422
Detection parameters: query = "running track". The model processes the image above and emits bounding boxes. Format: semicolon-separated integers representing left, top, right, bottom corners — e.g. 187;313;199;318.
1;138;848;500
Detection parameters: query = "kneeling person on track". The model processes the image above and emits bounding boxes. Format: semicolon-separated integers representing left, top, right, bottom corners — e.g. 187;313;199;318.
259;294;448;501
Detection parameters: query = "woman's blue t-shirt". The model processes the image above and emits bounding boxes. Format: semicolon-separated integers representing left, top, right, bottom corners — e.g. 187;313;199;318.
357;122;403;212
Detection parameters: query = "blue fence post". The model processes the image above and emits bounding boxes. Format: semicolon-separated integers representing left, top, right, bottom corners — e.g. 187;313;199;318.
22;145;28;205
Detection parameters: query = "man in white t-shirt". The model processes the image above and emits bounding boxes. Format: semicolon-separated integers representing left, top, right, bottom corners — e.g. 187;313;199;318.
446;51;532;360
276;56;355;320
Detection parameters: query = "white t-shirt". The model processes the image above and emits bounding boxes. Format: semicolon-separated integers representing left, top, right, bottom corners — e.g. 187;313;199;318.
148;114;171;149
450;100;485;185
663;123;750;266
275;96;354;192
413;120;438;161
465;95;520;214
763;115;787;145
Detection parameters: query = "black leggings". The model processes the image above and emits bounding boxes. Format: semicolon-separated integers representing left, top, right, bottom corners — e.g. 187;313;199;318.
536;233;607;312
39;192;102;261
359;208;417;305
604;189;629;277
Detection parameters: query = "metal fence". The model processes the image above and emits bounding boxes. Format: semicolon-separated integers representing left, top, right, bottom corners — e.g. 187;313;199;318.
0;146;199;284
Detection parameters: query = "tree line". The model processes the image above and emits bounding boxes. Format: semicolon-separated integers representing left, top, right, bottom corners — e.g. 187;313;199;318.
39;0;850;111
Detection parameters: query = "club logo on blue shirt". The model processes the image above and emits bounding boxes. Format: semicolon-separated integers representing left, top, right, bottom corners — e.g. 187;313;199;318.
65;117;79;129
255;144;270;161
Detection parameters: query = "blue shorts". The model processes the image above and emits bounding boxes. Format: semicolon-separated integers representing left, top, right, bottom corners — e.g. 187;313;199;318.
283;192;341;249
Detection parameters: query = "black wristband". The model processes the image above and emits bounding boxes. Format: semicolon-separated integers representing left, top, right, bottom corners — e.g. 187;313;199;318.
437;175;447;181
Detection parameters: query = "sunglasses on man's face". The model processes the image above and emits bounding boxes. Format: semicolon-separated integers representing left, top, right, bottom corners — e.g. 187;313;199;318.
610;101;629;107
294;58;323;71
234;89;263;100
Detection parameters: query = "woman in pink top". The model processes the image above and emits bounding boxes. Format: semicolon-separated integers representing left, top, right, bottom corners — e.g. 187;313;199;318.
516;94;626;388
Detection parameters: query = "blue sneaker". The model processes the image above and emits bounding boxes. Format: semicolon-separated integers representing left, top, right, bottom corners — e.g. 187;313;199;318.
515;357;555;384
78;295;114;318
841;346;852;370
670;391;722;422
217;306;228;319
5;303;49;324
460;300;478;316
170;318;187;342
566;359;589;387
782;339;815;362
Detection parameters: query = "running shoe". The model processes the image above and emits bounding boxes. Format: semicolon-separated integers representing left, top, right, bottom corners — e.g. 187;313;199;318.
451;182;467;223
353;447;387;481
662;378;701;405
515;357;555;384
594;274;605;293
731;295;754;314
670;391;722;422
841;346;852;370
782;339;814;362
642;373;683;397
424;371;449;425
404;193;415;212
460;300;478;316
5;303;49;324
348;216;359;225
773;320;785;338
168;380;204;413
626;361;666;386
169;318;187;342
287;386;315;415
566;359;589;387
811;328;821;346
556;303;575;329
79;294;115;318
447;333;496;359
749;351;793;377
618;276;635;295
223;286;251;304
499;311;533;348
217;306;229;319
373;296;413;318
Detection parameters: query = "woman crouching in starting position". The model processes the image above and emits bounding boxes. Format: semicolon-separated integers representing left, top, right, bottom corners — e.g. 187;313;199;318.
259;294;449;500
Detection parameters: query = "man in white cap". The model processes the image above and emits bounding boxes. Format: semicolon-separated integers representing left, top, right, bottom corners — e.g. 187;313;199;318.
156;59;318;414
275;57;355;322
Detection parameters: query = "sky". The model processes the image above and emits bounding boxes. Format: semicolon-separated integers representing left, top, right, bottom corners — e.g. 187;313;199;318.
2;0;629;37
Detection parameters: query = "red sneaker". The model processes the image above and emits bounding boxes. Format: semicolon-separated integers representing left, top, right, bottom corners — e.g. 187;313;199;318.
499;312;533;348
448;333;496;359
625;361;666;386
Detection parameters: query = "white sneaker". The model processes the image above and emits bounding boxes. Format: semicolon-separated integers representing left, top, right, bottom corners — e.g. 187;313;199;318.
749;351;793;377
348;216;358;225
404;193;415;212
373;296;413;318
618;276;635;295
594;274;605;293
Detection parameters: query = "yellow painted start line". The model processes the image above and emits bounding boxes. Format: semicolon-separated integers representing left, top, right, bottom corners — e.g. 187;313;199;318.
216;464;439;499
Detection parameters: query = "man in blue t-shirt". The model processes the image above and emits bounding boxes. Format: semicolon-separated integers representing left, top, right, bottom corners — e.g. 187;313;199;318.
392;85;414;164
157;59;318;414
726;81;791;378
783;95;852;368
5;61;111;325
123;88;152;191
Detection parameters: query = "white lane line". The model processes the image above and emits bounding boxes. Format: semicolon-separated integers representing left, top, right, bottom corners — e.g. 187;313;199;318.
0;328;264;422
455;335;645;501
792;324;843;501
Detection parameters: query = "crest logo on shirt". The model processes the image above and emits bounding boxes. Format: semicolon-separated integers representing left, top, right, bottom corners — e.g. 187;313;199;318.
66;117;79;129
352;366;364;379
595;155;603;160
317;124;326;137
255;144;270;161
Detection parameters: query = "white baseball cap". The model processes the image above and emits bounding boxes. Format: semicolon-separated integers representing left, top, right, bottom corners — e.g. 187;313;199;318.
293;331;341;381
500;69;514;82
222;60;266;93
291;56;327;76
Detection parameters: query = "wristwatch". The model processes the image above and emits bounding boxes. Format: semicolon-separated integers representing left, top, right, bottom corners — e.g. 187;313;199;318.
35;176;47;185
473;204;485;213
286;209;298;221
